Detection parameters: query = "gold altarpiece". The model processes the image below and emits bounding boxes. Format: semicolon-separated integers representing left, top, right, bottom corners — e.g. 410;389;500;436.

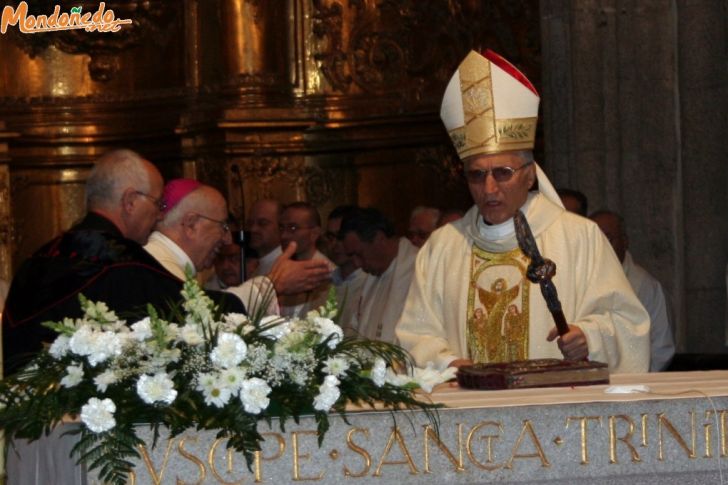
0;0;540;274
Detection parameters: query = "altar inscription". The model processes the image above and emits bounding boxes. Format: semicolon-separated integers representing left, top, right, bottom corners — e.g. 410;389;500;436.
91;398;728;484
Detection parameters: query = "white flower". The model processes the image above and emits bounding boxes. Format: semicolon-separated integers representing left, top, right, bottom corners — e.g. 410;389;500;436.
60;364;84;388
197;372;232;408
313;375;341;411
179;324;204;346
322;356;350;377
219;367;246;392
371;358;387;387
86;331;123;366
80;397;116;433
239;378;271;414
69;326;95;356
314;317;343;349
94;370;120;393
49;335;70;359
137;373;177;405
412;363;457;393
223;313;249;327
130;317;152;341
83;300;118;323
259;315;290;339
210;333;247;369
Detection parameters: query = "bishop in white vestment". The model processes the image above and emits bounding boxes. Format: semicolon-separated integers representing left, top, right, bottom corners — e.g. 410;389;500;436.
396;50;650;373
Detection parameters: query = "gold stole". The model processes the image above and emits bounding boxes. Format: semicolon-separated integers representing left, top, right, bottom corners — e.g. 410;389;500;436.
466;245;530;363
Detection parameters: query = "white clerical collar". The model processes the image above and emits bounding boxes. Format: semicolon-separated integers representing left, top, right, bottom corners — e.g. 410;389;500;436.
150;231;197;276
477;192;537;240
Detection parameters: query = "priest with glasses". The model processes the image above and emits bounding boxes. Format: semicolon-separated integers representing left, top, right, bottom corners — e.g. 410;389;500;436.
396;50;650;373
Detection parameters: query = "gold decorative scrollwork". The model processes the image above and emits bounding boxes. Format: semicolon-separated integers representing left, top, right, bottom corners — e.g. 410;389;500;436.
414;145;465;189
6;0;180;83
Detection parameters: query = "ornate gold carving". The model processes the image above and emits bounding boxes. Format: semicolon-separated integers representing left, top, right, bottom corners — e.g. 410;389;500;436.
465;421;503;471
7;1;179;83
255;432;286;481
414;146;464;189
138;440;176;485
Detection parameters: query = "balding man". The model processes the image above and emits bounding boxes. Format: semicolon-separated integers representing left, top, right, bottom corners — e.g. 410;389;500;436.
2;150;187;373
145;180;232;281
407;206;440;248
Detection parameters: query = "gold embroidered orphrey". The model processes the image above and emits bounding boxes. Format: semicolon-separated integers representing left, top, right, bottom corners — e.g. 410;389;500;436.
447;51;538;159
467;245;530;363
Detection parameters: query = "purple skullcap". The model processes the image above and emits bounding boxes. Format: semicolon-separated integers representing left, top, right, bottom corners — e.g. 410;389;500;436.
161;178;202;214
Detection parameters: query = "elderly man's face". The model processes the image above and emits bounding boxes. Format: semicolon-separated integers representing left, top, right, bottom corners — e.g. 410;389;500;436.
465;152;536;225
190;202;231;271
279;207;319;259
128;164;164;245
247;200;280;255
214;243;242;287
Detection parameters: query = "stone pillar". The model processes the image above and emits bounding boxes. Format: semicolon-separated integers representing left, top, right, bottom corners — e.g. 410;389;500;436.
540;0;728;352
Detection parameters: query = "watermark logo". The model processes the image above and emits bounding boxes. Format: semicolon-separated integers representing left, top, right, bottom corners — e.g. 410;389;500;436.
1;2;133;34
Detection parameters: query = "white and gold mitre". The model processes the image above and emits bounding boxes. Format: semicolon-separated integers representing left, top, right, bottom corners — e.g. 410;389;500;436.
440;49;540;159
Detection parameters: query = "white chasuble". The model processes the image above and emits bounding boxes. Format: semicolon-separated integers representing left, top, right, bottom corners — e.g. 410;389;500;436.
467;246;530;363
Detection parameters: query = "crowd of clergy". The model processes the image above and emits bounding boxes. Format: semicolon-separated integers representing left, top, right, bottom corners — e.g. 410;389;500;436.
2;49;690;377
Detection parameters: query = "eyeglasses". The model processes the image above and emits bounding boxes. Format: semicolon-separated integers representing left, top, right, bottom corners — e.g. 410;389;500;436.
195;213;230;233
279;223;314;234
465;160;534;184
134;191;167;211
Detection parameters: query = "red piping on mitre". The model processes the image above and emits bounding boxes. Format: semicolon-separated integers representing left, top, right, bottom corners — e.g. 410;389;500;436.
483;49;539;97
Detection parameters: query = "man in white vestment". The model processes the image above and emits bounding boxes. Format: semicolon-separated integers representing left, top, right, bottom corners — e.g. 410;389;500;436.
395;50;650;373
407;206;440;248
591;210;675;371
145;180;331;316
277;202;335;317
340;208;418;343
248;199;283;277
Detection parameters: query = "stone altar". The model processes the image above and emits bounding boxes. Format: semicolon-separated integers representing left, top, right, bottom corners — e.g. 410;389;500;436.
7;371;728;484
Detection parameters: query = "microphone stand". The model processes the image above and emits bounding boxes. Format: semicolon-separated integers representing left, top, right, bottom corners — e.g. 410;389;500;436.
231;164;246;283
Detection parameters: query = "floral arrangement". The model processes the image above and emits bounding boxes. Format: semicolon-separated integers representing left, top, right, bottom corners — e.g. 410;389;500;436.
0;278;452;485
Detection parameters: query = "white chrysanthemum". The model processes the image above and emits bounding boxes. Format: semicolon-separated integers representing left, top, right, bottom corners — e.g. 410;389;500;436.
130;317;152;341
239;377;271;414
69;326;95;356
313;375;341;411
196;372;232;408
94;369;120;393
210;333;247;369
322;356;350;377
259;315;290;340
371;358;387;387
60;364;84;388
80;397;116;433
137;373;177;405
86;331;123;367
179;324;204;346
49;335;70;359
314;317;343;349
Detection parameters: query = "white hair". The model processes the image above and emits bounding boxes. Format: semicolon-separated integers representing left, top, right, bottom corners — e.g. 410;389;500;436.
86;149;151;210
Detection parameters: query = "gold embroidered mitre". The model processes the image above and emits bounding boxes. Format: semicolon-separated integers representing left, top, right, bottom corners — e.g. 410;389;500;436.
440;50;540;159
